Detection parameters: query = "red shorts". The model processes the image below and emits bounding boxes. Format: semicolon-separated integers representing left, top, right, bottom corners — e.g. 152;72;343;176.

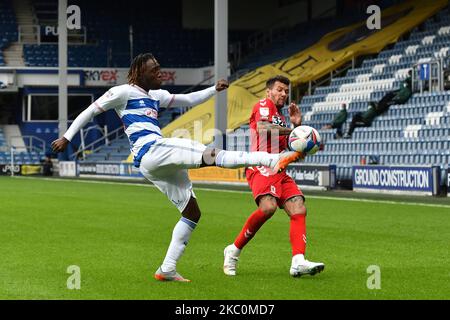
246;166;304;208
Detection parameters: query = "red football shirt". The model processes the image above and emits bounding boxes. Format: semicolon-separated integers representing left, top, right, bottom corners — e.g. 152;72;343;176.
249;98;288;154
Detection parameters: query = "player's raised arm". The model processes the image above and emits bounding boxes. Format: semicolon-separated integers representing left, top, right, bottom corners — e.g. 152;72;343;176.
51;86;127;153
51;104;101;153
164;79;229;108
288;102;302;127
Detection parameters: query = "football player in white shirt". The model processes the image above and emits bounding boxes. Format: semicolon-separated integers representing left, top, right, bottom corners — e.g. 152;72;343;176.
52;53;302;282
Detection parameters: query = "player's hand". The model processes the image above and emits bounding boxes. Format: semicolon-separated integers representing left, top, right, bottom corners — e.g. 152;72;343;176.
288;102;302;127
51;137;70;153
215;79;229;92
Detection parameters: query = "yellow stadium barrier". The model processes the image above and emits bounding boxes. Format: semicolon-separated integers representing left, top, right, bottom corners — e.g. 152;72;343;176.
125;153;133;163
21;165;42;175
188;167;247;184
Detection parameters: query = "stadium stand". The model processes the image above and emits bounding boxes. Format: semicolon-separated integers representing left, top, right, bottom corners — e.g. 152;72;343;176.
0;150;45;165
23;43;106;67
81;135;130;162
238;16;364;73
226;7;450;183
0;126;45;165
0;0;18;66
20;0;254;68
0;128;6;148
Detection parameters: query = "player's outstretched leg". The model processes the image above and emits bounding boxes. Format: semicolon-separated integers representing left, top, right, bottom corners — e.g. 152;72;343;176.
209;149;303;173
140;138;302;173
224;196;276;276
272;151;304;173
284;197;324;277
154;197;201;282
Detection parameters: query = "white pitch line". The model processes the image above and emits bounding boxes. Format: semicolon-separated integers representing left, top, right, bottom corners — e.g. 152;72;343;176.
9;176;450;209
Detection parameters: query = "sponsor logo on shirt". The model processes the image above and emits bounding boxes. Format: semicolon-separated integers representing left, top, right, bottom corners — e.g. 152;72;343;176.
260;107;270;118
270;185;277;194
145;108;158;118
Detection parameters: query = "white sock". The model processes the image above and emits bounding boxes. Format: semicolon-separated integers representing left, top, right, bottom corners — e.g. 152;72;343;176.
292;254;305;264
230;244;241;256
215;150;279;168
161;217;197;272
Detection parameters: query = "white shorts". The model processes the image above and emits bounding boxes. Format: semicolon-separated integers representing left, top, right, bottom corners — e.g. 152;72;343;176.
139;138;207;212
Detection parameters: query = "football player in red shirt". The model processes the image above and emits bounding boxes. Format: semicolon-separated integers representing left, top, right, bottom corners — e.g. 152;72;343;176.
223;75;325;277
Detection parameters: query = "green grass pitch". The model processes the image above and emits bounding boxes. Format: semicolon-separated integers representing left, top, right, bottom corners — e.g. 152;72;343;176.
0;176;449;300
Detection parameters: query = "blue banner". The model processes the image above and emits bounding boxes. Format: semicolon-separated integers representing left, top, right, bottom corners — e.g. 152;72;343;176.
77;162;121;176
120;163;143;178
76;162;143;178
352;165;440;195
286;164;336;190
419;63;430;80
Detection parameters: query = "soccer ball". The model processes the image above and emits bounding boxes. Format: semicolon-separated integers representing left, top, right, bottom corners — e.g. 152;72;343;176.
288;125;321;155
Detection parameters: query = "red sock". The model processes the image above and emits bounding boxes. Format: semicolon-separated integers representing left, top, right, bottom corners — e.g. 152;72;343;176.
290;214;306;256
234;209;271;249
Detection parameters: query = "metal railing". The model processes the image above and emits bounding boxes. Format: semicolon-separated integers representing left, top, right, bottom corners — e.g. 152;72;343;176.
444;55;450;90
18;25;40;44
9;135;46;153
412;58;445;93
71;125;125;160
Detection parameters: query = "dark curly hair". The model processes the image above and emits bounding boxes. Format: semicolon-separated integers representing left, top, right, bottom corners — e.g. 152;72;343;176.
127;53;156;84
